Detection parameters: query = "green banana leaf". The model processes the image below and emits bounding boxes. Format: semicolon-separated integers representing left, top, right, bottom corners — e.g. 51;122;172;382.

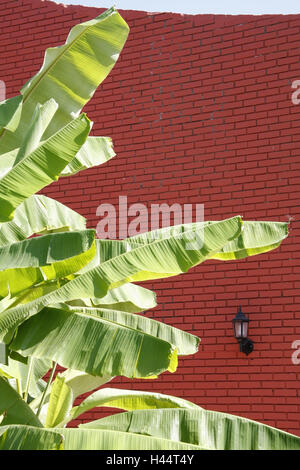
0;424;203;450
0;229;95;270
76;239;133;274
210;221;289;260
0;8;129;155
0;95;23;133
70;238;136;278
81;408;300;450
0;281;66;323
57;428;201;450
59;427;204;450
37;384;200;429
0;376;42;427
0;217;288;341
58;369;113;399
10;300;199;374
1;135;115;183
125;220;288;261
61;136;116;177
0;148;18;179
13;99;58;168
0;294;19;316
68;283;157;313
66;387;200;426
0;113;91;222
0;425;63;450
0;195;86;246
45;374;73;428
2;405;299;449
9;306;178;378
0;356;50;399
60;304;199;355
0;230;96;298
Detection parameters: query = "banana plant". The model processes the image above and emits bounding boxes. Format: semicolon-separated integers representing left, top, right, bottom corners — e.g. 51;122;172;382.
0;7;298;450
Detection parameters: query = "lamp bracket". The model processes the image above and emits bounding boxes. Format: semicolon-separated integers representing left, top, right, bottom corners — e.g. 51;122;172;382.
238;338;254;356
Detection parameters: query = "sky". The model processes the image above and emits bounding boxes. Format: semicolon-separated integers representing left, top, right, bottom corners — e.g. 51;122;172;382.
54;0;300;15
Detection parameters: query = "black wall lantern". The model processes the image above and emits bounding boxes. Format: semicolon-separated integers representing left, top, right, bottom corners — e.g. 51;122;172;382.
232;307;254;356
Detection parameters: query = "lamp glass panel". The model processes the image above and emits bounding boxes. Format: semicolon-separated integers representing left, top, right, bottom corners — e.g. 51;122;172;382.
242;320;248;338
234;321;242;338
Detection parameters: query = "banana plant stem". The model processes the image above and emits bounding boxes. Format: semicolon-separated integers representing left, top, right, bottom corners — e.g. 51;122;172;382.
23;356;34;402
36;361;57;419
16;377;22;396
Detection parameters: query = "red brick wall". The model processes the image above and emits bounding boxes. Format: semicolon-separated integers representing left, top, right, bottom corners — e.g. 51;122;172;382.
1;0;300;436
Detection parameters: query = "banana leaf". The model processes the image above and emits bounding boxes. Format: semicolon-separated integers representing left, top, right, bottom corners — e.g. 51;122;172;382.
68;283;157;313
0;8;129;155
59;304;199;355
0;424;203;450
0;113;91;222
0;230;96;298
0;376;42;427
13;99;58;166
66;387;200;426
210;220;289;260
0;217;288;341
125;220;288;261
9;306;178;378
76;239;133;274
59;427;204;450
0;98;58;185
0;425;63;450
0;195;86;246
45;374;73;428
80;407;300;450
0;95;23;133
0;229;95;270
1;135;115;183
61;136;116;177
0;149;18;179
58;369;113;399
9;302;199;378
